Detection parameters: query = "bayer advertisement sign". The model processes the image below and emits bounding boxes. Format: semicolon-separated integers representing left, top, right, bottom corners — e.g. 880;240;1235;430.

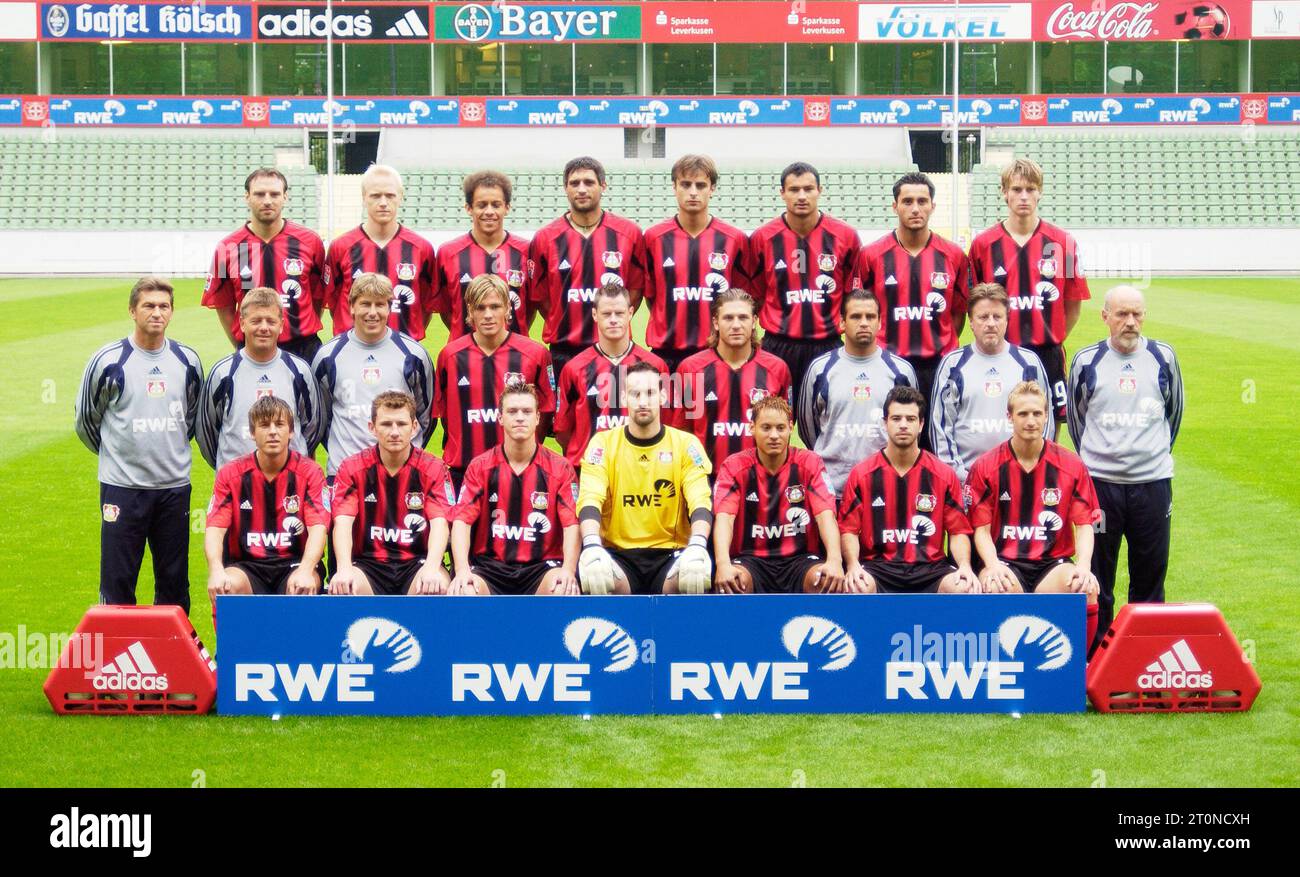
217;596;1085;716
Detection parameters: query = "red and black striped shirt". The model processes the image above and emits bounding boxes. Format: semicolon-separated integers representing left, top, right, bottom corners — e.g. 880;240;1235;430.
332;445;456;563
432;231;532;339
433;332;556;470
450;444;579;563
714;447;836;558
324;224;438;340
966;439;1099;562
642;216;751;351
967;219;1090;347
839;450;971;563
670;347;792;466
856;231;971;360
748;213;861;341
554;343;669;466
527;212;646;346
203;220;328;343
208;450;327;563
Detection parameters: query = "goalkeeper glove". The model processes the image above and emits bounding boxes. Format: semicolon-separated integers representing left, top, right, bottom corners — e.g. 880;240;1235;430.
579;537;618;596
673;535;712;595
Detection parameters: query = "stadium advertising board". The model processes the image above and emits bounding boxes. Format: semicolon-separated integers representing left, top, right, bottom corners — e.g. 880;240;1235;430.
487;96;807;126
1046;94;1252;124
827;95;1023;125
859;2;1034;41
266;97;461;126
41;96;247;125
0;97;21;125
217;595;1086;716
38;2;253;40
1033;0;1250;40
642;1;857;42
1252;0;1300;35
256;4;431;40
433;2;641;42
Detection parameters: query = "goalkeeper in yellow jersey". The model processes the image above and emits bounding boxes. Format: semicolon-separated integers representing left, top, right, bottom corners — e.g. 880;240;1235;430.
577;361;714;595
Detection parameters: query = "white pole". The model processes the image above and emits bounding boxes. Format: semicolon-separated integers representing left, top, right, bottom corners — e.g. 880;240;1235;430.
326;0;335;238
951;0;960;243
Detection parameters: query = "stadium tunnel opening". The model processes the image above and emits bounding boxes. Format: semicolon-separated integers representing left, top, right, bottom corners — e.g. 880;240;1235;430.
910;129;983;175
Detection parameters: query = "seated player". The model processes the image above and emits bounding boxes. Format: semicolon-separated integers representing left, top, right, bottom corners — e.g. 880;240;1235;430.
205;396;327;598
329;390;455;596
576;362;713;595
839;386;979;594
712;396;844;593
967;381;1101;644
448;382;581;595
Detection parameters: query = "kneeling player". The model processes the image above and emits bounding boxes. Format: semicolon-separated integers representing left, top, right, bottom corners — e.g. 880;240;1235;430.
967;381;1101;643
330;391;455;595
576;362;714;595
713;396;844;593
205;396;327;597
839;386;979;594
449;382;581;595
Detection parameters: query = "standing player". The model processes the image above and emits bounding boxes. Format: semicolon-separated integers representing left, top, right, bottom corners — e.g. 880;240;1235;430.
576;362;714;595
968;158;1090;423
329;391;455;596
1068;286;1183;651
205;397;327;598
432;170;532;339
855;172;970;445
324;165;438;341
204;168;328;362
198;289;322;470
448;382;581;596
798;290;916;496
839;386;978;594
671;289;791;467
748;161;861;411
713;396;845;594
555;283;668;466
642;155;751;374
931;283;1053;481
528;156;646;377
75;277;203;612
968;381;1101;647
434;274;555;490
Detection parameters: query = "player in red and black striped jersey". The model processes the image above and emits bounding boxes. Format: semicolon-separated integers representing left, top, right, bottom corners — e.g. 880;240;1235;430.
671;289;791;468
203;168;328;363
432;170;532;339
967;159;1090;421
839;386;978;594
330;391;456;596
205;396;327;597
642;155;752;374
855;172;971;448
449;382;581;596
527;156;646;377
713;396;844;594
748;162;861;413
967;381;1101;644
434;274;555;488
555;284;668;466
325;166;438;341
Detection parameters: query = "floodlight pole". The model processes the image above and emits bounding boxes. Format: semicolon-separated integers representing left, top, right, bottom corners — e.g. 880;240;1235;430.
326;0;336;238
951;0;960;243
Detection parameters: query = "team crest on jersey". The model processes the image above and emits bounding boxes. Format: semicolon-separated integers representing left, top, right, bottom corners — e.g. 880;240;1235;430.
503;372;525;387
1118;377;1137;394
1037;258;1057;279
283;258;304;277
984;380;1002;397
658;451;673;464
255;388;275;400
102;504;120;523
930;272;950;290
853;381;871;401
506;269;525;288
915;494;937;513
708;252;729;271
531;491;548;511
406;492;424;511
602;251;623;270
145;379;166;398
280;495;299;515
396;262;417;282
785;485;805;504
587;446;604;465
361;366;381;385
749;387;769;405
1041;488;1061;507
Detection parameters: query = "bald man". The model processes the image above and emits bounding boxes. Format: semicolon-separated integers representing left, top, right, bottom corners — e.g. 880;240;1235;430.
1067;286;1183;654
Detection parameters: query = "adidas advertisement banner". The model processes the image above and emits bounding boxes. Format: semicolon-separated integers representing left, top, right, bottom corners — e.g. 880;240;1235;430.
256;5;430;41
217;595;1085;716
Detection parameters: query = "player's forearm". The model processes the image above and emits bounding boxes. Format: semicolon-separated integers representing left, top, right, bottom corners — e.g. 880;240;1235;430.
426;518;450;565
841;533;860;568
815;510;842;565
1073;524;1094;569
300;525;327;569
216;307;238;345
713;514;735;566
1064;300;1082;335
950;533;973;568
561;525;579;573
974;527;1000;569
450;520;473;574
688;511;712;542
579;509;603;543
203;528;227;573
332;518;356;568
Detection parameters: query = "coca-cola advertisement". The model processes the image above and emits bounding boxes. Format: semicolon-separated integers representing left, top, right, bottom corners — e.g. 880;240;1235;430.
1034;0;1250;41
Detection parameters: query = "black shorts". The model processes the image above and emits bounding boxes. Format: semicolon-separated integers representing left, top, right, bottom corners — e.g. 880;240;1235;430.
1025;342;1067;424
472;555;561;595
760;334;841;410
734;553;823;594
228;558;297;595
1003;557;1069;593
351;557;427;596
606;547;680;595
862;559;956;594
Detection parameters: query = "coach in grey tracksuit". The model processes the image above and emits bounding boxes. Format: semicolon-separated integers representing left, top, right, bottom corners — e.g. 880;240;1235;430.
1068;286;1183;652
75;277;203;612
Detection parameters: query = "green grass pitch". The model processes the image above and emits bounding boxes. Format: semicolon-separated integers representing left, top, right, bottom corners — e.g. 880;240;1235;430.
0;275;1296;788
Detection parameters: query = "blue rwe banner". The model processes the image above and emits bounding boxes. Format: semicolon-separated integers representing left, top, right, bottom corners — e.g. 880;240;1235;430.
217;595;1085;716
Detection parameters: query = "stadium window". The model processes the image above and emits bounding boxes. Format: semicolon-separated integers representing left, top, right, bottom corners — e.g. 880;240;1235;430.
716;43;782;95
857;43;943;95
1177;40;1245;92
1038;41;1104;94
441;43;502;95
959;42;1030;95
504;43;574;95
113;43;183;95
259;43;343;96
0;42;37;93
184;43;249;94
786;44;854;95
575;44;638;95
647;44;712;95
46;42;110;95
1106;41;1175;93
345;44;431;96
1251;40;1300;91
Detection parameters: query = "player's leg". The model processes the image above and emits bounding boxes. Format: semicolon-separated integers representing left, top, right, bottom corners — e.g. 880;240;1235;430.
1124;479;1171;607
348;562;377;595
535;564;578;595
404;558;449;595
222;566;256;595
1033;560;1078;594
148;484;193;613
99;484;148;606
980;561;1027;593
466;574;492;595
1089;478;1125;648
1034;343;1068;431
601;548;637;595
727;557;760;594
